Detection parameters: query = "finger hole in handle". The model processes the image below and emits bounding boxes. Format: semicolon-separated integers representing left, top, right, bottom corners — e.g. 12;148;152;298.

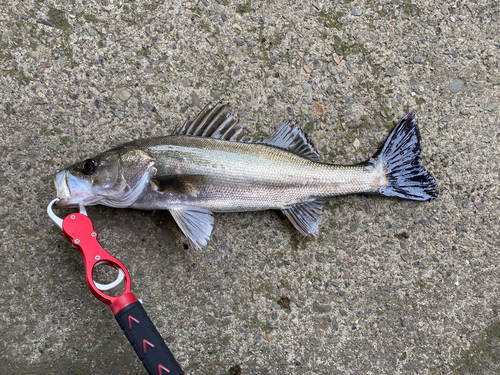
92;261;126;292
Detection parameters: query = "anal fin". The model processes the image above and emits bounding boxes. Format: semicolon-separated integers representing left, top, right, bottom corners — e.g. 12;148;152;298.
282;200;325;237
169;206;214;250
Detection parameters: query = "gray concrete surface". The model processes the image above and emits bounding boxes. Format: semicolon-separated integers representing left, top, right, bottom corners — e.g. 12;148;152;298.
0;0;499;374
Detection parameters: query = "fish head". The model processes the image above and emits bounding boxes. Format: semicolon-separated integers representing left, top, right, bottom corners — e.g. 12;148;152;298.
54;146;156;208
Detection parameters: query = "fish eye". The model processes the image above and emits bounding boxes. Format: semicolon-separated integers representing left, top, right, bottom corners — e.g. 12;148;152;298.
81;159;97;175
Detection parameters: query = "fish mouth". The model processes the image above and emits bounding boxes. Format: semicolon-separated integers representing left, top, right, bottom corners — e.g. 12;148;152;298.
54;171;96;208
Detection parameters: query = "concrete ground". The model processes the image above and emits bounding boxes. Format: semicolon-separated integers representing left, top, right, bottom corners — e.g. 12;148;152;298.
1;0;499;374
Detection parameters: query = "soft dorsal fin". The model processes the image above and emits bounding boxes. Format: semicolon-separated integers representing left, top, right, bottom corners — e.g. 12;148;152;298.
173;101;248;142
282;199;325;237
262;122;322;162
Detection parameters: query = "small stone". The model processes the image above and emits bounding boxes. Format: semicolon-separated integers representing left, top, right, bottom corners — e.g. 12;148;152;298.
407;98;416;107
172;55;179;61
58;106;65;113
27;51;39;59
232;24;242;31
116;88;131;101
450;16;456;22
302;83;311;91
313;102;324;116
89;87;100;96
345;61;352;71
451;52;458;58
414;55;423;63
493;15;497;22
178;30;184;38
475;203;485;211
268;98;276;106
88;28;95;36
14;324;28;334
333;53;340;65
353;138;360;149
352;6;363;16
449;79;464;93
265;333;274;341
386;67;398;76
190;91;202;108
213;91;222;98
287;107;294;116
345;97;354;108
42;61;51;69
369;31;379;40
312;59;321;70
234;37;244;46
343;271;350;279
206;316;217;325
485;103;498;111
317;305;331;313
142;102;151;111
303;65;312;74
270;56;278;64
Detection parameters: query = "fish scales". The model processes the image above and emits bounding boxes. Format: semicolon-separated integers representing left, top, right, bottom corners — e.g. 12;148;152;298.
131;135;379;212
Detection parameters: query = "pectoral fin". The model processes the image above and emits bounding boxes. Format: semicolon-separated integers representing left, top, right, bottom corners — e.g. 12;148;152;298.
282;200;325;237
169;206;214;250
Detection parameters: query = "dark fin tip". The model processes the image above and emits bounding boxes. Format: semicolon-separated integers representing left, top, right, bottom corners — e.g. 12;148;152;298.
375;113;438;202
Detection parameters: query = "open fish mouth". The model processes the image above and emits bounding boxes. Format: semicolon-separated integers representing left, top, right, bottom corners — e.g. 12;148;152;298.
54;171;96;207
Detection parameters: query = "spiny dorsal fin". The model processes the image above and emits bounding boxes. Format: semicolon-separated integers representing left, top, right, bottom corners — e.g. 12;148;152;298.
262;122;322;162
282;199;325;237
173;101;248;142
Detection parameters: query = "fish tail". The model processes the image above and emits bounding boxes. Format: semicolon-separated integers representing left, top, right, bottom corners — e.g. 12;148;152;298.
373;113;438;201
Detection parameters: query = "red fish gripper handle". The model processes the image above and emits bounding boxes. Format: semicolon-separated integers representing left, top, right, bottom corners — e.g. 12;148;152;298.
59;212;184;375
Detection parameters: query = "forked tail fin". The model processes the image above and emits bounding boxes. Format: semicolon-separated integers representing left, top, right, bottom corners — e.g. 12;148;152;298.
373;113;438;201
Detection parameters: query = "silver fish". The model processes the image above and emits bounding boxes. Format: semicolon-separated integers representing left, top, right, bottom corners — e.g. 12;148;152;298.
54;102;437;249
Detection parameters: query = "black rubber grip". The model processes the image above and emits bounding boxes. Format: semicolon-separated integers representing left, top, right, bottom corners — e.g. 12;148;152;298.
115;301;184;375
